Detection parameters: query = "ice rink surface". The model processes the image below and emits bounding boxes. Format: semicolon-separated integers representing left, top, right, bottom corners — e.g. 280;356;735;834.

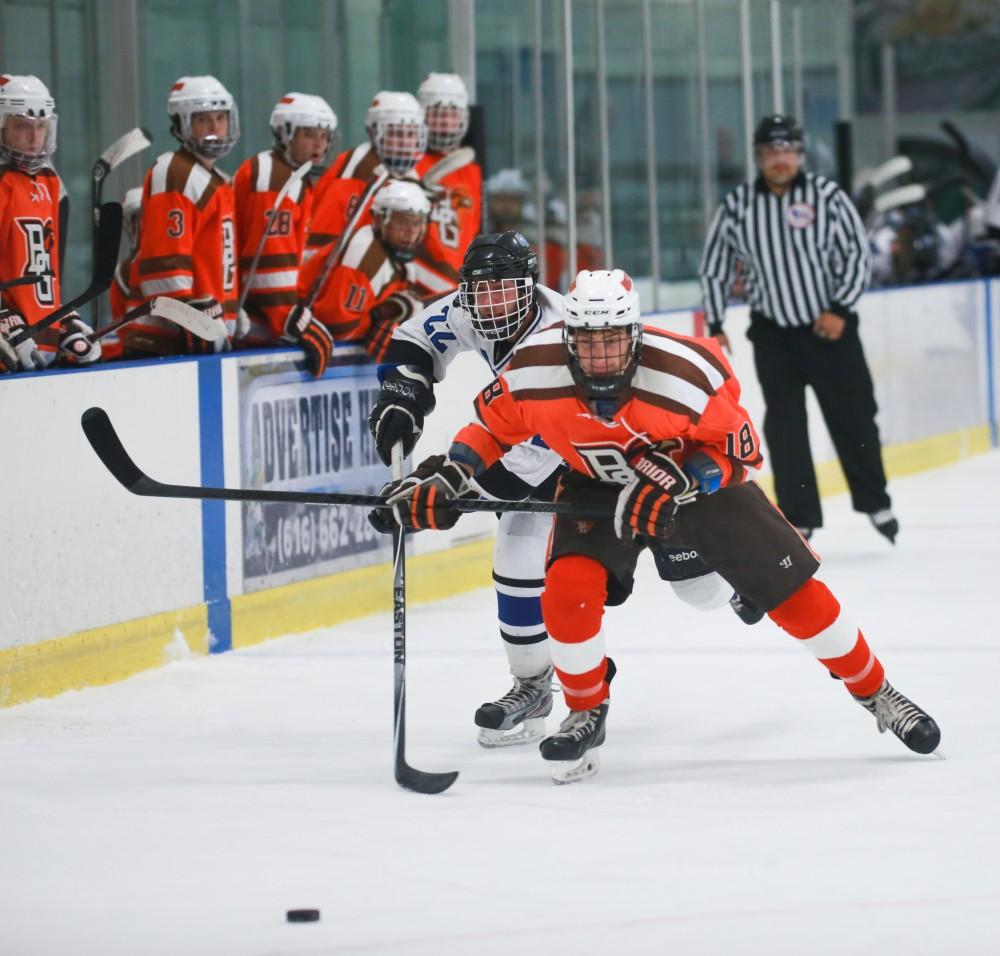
3;452;1000;955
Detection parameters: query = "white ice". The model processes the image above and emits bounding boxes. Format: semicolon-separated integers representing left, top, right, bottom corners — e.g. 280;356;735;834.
2;452;1000;956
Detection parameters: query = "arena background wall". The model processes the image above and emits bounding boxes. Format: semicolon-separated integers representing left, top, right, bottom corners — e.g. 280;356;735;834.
2;279;997;707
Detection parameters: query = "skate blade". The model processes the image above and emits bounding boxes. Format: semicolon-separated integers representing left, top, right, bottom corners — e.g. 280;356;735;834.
550;749;600;785
477;716;547;749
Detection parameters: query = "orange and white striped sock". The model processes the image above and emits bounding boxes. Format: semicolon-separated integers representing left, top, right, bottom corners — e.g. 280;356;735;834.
768;578;885;698
540;554;611;711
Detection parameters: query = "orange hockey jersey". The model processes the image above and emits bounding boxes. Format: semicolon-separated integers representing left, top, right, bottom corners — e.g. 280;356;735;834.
451;323;764;486
0;164;66;354
234;149;312;343
411;150;481;297
297;223;411;360
303;144;382;264
124;148;236;355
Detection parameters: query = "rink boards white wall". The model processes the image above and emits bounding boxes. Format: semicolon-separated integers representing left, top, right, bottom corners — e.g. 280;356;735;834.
2;280;998;706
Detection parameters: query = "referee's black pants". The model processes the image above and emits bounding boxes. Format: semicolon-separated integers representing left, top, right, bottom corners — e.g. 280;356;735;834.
747;312;891;529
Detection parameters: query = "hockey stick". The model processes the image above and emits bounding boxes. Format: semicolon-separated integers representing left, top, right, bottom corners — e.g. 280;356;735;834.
0;274;44;293
80;406;605;516
91;128;153;328
12;202;123;346
302;168;390;312
235;160;313;335
422;146;475;188
88;297;229;344
391;442;459;794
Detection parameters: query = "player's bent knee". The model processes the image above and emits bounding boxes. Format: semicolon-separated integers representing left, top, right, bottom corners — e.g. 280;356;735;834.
541;555;607;642
768;577;840;638
670;572;732;612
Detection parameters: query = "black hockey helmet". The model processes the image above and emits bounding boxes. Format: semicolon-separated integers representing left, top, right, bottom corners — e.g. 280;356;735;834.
458;231;540;341
753;114;804;148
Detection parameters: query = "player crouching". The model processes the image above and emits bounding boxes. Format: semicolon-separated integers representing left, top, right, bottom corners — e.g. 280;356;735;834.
375;269;941;784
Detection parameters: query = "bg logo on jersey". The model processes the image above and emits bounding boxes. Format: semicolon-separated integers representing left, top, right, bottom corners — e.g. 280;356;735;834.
15;217;55;306
575;438;645;484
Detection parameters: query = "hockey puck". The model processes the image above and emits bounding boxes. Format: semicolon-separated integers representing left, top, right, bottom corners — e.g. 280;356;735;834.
286;909;320;923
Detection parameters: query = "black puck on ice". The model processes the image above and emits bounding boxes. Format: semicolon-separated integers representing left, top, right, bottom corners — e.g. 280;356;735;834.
286;909;320;923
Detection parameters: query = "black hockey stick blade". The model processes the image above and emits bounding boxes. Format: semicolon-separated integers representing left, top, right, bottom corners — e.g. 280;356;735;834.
395;759;459;795
81;407;605;516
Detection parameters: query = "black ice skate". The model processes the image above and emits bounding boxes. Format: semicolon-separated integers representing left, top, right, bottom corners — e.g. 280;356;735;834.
854;679;940;754
475;666;554;748
869;509;899;544
539;702;609;784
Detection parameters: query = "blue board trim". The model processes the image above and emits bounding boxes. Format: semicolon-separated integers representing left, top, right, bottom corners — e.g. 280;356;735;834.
197;359;231;653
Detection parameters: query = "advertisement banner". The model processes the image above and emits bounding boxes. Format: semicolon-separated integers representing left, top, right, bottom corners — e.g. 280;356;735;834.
238;351;392;592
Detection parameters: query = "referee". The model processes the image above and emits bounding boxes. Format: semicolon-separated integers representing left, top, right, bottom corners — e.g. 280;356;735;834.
699;114;897;544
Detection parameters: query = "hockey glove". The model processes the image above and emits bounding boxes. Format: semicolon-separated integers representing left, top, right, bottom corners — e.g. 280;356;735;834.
368;369;436;465
187;297;232;354
285;303;334;378
384;454;472;531
58;314;102;366
367;479;403;534
366;292;424;362
0;308;46;373
614;445;696;540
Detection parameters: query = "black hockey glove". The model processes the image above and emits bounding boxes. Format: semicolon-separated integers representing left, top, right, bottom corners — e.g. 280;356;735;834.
368;369;436;466
58;314;102;366
284;303;334;378
614;445;697;540
384;454;471;531
0;308;46;373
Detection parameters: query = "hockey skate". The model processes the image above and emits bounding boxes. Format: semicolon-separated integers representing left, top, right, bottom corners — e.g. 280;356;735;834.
868;509;899;544
854;679;940;754
475;666;554;748
729;591;764;625
539;702;609;784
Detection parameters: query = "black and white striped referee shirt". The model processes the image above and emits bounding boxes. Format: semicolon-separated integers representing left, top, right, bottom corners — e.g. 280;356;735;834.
698;171;870;332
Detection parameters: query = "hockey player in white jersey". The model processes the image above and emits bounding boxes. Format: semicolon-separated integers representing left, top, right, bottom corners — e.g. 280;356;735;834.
368;231;751;747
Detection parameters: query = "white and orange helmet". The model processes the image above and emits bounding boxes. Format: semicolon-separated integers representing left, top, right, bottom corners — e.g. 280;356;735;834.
0;74;57;173
417;72;470;154
269;92;338;169
365;91;426;176
167;75;239;160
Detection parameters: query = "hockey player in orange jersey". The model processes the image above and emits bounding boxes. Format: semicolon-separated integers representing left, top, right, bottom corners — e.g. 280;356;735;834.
289;179;430;375
122;75;239;358
378;268;941;783
411;73;482;298
303;91;426;266
232;92;337;346
0;73;100;373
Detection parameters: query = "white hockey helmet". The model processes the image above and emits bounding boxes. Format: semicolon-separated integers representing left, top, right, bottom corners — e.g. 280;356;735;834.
167;75;239;160
563;269;642;403
0;74;57;174
371;179;431;257
269;92;338;169
417;72;470;154
487;167;529;197
365;91;426;176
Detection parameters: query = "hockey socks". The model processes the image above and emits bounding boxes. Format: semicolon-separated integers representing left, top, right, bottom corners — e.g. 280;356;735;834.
768;578;885;697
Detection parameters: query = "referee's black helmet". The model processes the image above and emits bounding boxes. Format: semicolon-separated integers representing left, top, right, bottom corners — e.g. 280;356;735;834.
753;114;804;147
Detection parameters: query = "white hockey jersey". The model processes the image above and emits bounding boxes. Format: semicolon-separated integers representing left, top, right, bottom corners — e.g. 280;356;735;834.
389;283;565;491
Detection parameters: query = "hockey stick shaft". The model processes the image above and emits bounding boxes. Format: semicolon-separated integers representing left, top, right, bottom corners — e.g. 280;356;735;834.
235;160;313;321
13;202;123;345
0;275;44;293
80;406;606;516
302;169;389;312
391;442;459;794
91;128;152;327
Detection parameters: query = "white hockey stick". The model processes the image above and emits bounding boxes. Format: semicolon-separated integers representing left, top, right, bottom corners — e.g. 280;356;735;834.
235;159;313;332
869;155;913;190
422;146;475;187
874;183;927;214
92;296;228;344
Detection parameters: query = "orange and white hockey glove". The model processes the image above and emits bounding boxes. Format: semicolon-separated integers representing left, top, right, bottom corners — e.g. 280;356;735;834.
382;454;472;532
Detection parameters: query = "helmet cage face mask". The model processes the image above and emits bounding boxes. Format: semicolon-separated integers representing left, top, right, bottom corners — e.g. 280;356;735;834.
564;323;642;402
424;102;469;153
171;100;240;160
369;119;427;175
374;208;428;258
460;277;535;341
0;113;57;174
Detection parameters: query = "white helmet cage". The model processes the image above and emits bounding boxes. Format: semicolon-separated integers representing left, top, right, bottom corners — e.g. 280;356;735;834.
269;92;338;169
0;74;57;174
371;179;431;256
168;75;240;160
563;269;643;402
417;72;470;154
365;91;427;176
